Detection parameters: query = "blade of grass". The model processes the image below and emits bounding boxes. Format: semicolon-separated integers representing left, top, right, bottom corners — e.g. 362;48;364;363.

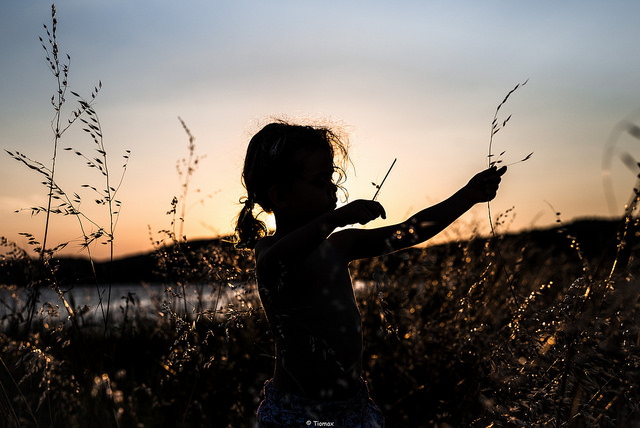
372;158;397;201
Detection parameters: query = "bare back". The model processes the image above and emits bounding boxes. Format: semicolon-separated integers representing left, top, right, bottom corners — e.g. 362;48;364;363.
256;238;363;400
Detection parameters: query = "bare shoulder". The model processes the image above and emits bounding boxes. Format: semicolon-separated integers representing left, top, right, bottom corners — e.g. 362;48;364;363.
255;234;275;251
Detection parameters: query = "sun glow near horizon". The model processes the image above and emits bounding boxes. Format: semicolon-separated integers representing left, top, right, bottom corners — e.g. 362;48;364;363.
2;1;640;260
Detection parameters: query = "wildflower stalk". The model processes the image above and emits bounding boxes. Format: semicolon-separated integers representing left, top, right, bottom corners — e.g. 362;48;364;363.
6;4;130;336
40;5;64;262
177;117;196;241
485;80;529;308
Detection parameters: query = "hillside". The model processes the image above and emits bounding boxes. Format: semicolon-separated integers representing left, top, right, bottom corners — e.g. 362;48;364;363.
0;217;629;286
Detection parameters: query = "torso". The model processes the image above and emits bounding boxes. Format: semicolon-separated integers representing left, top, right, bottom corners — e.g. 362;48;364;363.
257;239;363;400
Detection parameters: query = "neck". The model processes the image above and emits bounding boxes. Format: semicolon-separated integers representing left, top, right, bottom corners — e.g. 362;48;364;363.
272;215;301;238
272;211;324;238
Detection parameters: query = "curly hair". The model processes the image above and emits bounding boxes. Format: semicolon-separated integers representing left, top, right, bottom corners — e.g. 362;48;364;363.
234;120;350;250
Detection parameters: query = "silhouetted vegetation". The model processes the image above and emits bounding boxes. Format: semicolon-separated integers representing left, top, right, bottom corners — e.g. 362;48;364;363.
3;215;639;427
1;4;639;427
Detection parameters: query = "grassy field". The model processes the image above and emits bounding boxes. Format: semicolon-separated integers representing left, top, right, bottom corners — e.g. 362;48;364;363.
2;5;639;427
2;215;639;427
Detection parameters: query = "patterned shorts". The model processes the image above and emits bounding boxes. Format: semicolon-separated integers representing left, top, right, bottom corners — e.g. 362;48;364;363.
255;378;384;428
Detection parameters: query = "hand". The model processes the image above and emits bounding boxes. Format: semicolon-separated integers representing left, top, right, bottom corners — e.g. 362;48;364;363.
465;166;507;203
333;199;386;227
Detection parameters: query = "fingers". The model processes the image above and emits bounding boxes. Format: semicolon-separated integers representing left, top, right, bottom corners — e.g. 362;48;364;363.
487;165;507;176
485;166;506;183
375;201;387;220
471;166;506;202
335;200;385;227
484;168;505;200
347;200;386;225
495;165;507;176
359;200;386;223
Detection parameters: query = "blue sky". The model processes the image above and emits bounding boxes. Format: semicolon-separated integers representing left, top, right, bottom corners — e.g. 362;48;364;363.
2;1;640;259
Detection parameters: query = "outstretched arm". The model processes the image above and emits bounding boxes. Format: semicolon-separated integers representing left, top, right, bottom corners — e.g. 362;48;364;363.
255;199;386;280
330;166;507;261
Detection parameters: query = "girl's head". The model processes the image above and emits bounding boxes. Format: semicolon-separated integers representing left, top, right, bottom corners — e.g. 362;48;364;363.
235;121;349;249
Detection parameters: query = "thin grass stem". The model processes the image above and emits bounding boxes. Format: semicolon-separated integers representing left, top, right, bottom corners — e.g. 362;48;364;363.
372;158;397;201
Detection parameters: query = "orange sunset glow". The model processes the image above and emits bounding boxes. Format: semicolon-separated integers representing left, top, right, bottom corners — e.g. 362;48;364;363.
2;1;639;260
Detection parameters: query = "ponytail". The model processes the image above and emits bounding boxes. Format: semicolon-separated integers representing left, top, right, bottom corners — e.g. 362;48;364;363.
234;196;267;250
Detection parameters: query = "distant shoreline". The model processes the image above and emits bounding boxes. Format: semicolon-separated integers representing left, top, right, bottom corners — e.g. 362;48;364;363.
1;216;626;286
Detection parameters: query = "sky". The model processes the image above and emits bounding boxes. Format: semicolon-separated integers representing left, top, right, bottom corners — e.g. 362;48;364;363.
1;1;640;260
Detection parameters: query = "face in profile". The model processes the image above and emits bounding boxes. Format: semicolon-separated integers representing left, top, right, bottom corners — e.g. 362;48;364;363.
283;148;338;221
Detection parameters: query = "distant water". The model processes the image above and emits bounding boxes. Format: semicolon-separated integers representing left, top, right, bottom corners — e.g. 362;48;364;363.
0;282;247;324
0;280;374;326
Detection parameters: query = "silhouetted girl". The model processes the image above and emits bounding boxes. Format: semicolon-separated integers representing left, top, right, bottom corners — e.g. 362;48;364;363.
236;121;506;428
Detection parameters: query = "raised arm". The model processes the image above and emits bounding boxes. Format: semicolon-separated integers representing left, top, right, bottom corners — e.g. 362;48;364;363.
255;199;387;280
330;166;507;261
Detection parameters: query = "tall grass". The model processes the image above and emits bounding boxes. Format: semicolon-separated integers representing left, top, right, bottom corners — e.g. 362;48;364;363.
4;4;130;336
1;4;639;428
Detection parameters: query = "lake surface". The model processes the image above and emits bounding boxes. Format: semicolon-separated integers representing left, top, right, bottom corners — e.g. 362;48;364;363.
0;282;250;325
0;279;374;327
